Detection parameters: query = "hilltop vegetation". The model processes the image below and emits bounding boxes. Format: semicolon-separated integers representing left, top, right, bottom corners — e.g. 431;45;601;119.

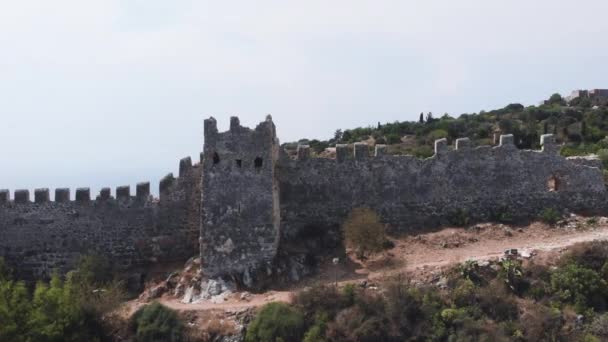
288;93;608;164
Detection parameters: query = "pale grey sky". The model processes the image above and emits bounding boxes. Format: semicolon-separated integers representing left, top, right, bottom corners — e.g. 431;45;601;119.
2;0;608;197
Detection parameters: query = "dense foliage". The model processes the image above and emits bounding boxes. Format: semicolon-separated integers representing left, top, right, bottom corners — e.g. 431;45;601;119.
342;207;387;258
130;302;184;342
246;240;608;341
0;255;126;342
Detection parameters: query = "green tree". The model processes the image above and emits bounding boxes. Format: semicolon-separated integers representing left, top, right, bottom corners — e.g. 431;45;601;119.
547;93;565;105
131;302;183;342
343;208;386;258
551;263;608;312
246;302;305;342
0;279;31;342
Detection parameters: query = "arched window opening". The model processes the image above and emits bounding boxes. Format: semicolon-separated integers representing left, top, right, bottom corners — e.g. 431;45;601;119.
213;152;220;165
547;175;560;192
254;157;263;169
235;159;242;168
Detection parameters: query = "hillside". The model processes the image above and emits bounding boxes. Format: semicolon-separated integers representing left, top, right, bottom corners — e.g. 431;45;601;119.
286;92;608;164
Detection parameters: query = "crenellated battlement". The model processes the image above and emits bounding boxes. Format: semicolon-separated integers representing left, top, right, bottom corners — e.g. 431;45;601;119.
0;153;203;207
293;134;564;164
0;153;203;280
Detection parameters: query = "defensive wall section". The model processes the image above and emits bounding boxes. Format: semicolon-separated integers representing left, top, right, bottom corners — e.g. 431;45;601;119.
278;135;607;242
200;116;281;285
201;117;608;285
2;116;608;288
0;157;202;280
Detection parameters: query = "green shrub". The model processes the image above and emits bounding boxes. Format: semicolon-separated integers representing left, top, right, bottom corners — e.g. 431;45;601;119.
477;281;519;321
292;285;349;320
246;302;305;342
448;208;469;227
550;263;608;312
131;302;183;342
458;260;483;285
597;149;608;168
385;133;402;145
541;208;561;225
412;145;434;159
588;313;608;339
452;279;476;307
0;279;30;342
302;312;328;342
384;276;426;335
498;259;528;295
562;241;608;272
343;207;386;258
326;307;389;342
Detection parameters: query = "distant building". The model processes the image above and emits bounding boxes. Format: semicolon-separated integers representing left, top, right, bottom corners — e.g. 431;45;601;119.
565;88;608;103
565;89;589;103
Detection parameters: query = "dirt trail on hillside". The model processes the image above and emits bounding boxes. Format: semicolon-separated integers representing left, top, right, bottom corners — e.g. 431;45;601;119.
150;218;608;313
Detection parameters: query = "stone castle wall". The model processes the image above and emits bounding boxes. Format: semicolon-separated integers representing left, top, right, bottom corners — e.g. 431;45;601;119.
0;157;202;280
278;135;607;242
200;116;281;286
1;116;608;287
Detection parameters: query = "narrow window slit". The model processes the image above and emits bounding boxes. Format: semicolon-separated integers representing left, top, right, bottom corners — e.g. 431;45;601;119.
236;159;242;168
254;157;263;169
213;152;220;165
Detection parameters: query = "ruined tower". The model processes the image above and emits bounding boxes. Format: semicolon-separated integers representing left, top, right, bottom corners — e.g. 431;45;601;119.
200;116;281;285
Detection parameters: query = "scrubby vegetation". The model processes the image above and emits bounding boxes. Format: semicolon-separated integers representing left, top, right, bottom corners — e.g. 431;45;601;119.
246;241;608;341
343;207;387;259
287;93;608;168
130;302;184;342
0;255;126;342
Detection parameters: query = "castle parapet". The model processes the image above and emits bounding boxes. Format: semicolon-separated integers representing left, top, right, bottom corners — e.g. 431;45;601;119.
35;188;50;203
14;190;29;204
230;116;240;131
336;144;348;163
204;117;218;138
434;138;448;156
499;134;515;148
0;190;9;204
354;143;369;161
179;157;193;177
455;138;471;150
99;188;111;201
159;173;175;195
75;188;90;203
541;134;559;154
116;186;130;201
55;188;70;203
137;182;150;200
297;145;310;160
375;145;387;157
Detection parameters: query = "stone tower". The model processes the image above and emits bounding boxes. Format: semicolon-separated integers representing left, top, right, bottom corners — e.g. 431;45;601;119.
200;116;281;286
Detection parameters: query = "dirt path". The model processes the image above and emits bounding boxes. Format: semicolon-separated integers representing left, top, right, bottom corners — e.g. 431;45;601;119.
150;218;608;313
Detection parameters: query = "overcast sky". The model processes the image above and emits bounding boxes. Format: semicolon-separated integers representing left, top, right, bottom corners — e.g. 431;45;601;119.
2;0;608;197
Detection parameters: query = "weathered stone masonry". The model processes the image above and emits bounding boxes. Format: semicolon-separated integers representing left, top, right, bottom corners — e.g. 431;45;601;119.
201;118;608;284
1;116;608;286
0;158;201;280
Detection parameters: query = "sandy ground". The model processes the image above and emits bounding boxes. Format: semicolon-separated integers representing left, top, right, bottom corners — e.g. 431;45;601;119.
129;215;608;314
